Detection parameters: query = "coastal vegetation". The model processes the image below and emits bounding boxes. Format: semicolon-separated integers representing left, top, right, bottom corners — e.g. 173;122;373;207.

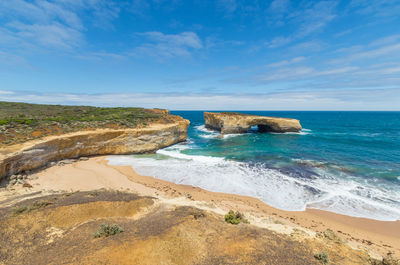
224;210;250;224
94;224;124;238
314;251;330;264
12;198;55;215
0;101;170;146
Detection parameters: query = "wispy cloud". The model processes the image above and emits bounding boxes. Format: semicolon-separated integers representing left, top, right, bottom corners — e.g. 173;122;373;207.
0;0;121;50
268;0;291;26
266;1;338;48
269;0;291;14
6;21;83;49
0;88;398;110
330;35;400;64
266;56;306;68
132;31;203;58
349;0;400;18
216;0;238;15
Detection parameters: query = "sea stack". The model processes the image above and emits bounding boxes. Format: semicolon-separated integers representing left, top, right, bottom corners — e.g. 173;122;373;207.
204;112;302;134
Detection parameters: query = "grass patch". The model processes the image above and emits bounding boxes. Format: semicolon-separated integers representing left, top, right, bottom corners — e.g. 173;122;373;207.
31;199;54;209
88;190;100;197
314;251;330;265
316;229;344;243
224;210;250;225
12;198;55;215
94;224;123;238
13;205;31;215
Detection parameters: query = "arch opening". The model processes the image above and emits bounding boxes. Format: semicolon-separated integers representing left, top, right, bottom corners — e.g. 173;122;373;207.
246;124;275;133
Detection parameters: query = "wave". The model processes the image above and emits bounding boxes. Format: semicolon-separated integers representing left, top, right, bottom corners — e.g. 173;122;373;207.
270;129;311;135
194;125;219;139
157;148;225;163
194;125;243;139
107;148;400;221
320;131;384;138
292;159;328;167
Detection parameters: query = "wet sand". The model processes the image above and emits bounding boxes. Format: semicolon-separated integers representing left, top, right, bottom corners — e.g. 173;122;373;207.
27;156;400;259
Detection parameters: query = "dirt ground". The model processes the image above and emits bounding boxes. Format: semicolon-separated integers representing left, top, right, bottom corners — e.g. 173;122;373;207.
0;190;377;265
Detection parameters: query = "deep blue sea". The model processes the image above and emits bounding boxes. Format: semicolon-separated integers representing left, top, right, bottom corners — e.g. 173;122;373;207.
108;111;400;221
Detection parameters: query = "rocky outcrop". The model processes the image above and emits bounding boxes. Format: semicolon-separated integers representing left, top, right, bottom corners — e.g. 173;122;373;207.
0;117;189;180
204;112;302;134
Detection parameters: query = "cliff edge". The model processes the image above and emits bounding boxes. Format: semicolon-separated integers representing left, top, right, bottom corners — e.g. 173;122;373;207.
0;102;189;180
204;112;302;134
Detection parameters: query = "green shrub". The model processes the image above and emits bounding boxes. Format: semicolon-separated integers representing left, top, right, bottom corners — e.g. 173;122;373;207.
31;199;54;209
13;199;55;215
94;224;123;238
314;252;330;265
224;210;250;225
13;205;31;215
88;190;99;197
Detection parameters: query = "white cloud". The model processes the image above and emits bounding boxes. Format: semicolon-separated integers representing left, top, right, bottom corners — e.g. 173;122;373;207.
331;42;400;64
133;31;203;58
217;0;237;14
0;0;121;50
349;0;400;17
0;50;30;67
255;65;359;83
266;36;292;48
267;1;338;48
269;0;290;14
0;89;399;110
266;56;306;68
7;21;83;49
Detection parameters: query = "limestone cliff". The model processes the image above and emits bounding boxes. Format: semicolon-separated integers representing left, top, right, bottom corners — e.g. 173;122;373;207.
204;112;302;134
0;116;189;180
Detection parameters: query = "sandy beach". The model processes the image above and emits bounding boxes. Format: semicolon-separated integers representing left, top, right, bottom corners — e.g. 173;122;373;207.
13;155;397;260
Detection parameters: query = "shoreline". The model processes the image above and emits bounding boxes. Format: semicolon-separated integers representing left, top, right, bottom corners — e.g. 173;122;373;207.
5;155;400;259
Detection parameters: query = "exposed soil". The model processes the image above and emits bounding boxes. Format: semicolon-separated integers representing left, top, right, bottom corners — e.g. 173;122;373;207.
0;190;375;265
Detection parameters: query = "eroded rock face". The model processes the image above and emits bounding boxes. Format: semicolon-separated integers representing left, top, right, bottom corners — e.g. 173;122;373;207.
0;117;189;179
204;112;302;134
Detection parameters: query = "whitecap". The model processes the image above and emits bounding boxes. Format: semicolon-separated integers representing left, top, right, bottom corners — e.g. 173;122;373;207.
270;129;311;135
107;151;400;221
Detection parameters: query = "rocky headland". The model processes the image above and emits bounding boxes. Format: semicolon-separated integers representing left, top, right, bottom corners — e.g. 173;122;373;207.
0;102;189;181
204;112;302;134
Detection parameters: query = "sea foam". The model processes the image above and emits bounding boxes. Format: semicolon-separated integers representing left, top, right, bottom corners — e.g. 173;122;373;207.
107;146;400;221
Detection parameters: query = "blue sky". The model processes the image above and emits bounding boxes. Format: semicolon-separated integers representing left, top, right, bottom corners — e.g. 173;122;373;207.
0;0;400;110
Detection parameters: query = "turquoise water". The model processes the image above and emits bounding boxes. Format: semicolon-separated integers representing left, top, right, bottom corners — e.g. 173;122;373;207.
108;111;400;221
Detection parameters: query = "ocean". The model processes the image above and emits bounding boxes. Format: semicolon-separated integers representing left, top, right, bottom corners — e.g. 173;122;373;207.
108;111;400;221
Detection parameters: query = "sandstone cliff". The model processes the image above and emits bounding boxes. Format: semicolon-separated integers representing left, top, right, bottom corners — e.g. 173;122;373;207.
0;116;189;180
204;112;302;134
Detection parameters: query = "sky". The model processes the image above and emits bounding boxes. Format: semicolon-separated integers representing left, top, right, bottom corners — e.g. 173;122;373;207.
0;0;400;110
